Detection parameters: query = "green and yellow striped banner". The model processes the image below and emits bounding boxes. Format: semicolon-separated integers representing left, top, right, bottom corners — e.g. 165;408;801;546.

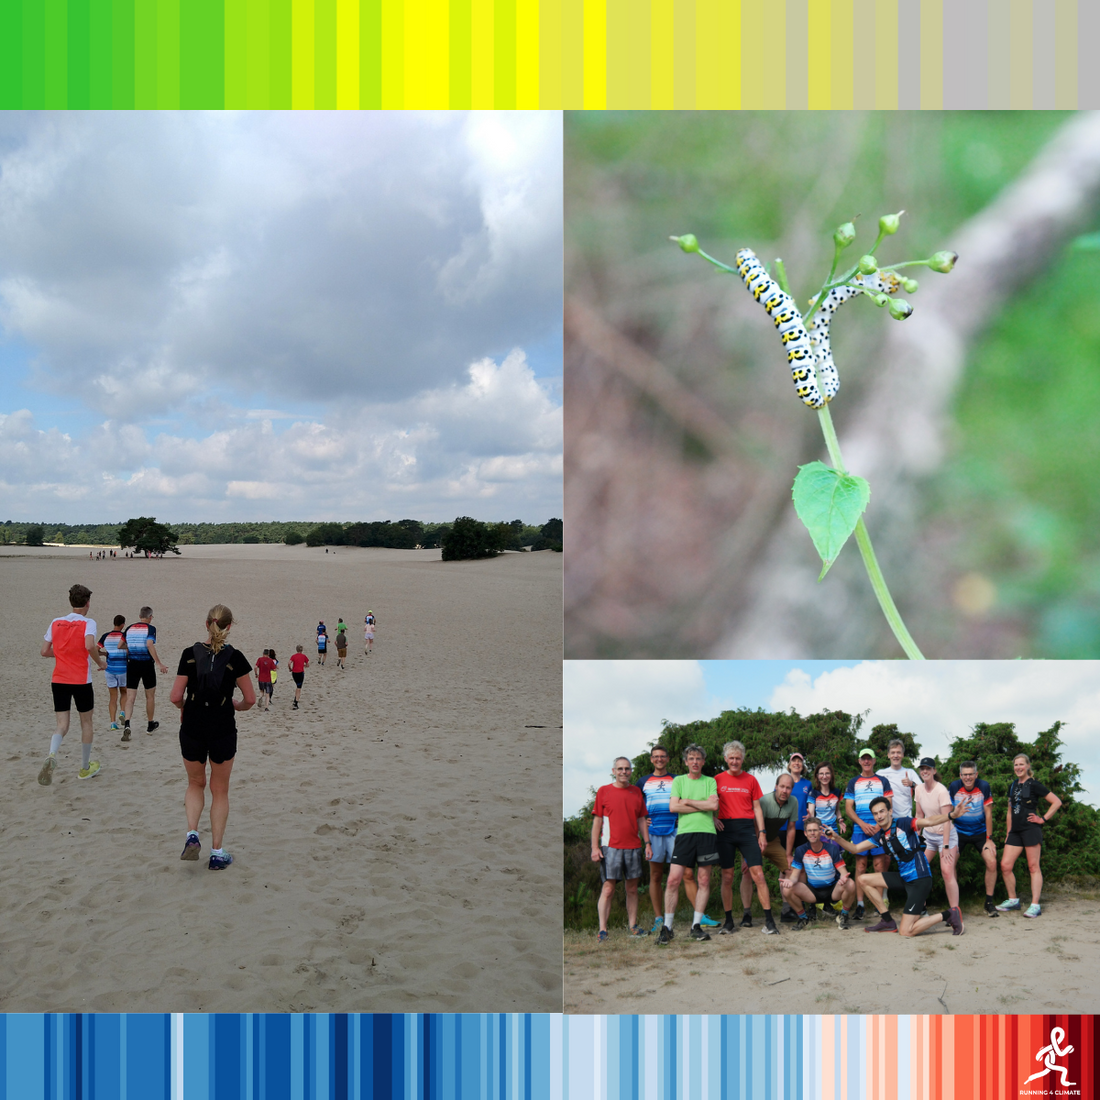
0;0;1092;110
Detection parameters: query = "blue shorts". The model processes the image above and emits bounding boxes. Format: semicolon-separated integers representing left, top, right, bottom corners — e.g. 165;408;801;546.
852;823;887;856
104;670;127;689
648;834;676;863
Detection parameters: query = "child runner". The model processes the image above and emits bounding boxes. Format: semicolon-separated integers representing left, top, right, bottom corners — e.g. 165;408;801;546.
98;614;129;738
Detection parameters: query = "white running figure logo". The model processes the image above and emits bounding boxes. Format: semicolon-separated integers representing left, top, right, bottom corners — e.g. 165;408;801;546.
1024;1027;1075;1087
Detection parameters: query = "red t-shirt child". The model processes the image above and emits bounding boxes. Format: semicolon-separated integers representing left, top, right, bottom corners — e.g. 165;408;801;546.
593;784;647;850
255;655;276;683
288;653;309;674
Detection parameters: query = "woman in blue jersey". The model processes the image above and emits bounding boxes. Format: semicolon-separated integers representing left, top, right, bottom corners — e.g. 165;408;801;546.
996;753;1062;918
823;794;974;937
805;762;846;835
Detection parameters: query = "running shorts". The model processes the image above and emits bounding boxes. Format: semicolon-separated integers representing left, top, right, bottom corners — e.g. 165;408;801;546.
600;845;644;882
923;827;958;852
881;871;933;916
648;834;675;863
51;682;94;713
670;832;719;868
716;819;763;869
126;661;156;690
956;831;990;855
259;682;273;696
179;724;237;765
104;670;126;689
1006;827;1044;849
810;881;842;906
292;672;305;687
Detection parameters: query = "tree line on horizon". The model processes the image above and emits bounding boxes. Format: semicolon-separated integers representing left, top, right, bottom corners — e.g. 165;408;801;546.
564;709;1100;930
3;516;563;559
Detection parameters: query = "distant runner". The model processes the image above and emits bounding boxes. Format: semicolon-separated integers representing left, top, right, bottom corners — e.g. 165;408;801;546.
364;611;376;656
316;622;328;665
288;646;309;709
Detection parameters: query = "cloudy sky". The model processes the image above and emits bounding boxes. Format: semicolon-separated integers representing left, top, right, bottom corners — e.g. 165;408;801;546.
564;660;1100;816
0;111;562;524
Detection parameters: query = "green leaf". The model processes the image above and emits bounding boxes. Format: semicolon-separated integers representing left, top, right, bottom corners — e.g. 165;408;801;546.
792;461;871;579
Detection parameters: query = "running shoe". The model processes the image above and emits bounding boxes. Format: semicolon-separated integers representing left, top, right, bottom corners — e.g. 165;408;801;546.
208;851;234;870
630;924;650;937
948;906;965;936
995;898;1022;912
657;925;673;946
740;913;754;928
698;914;720;928
1023;903;1042;919
718;919;737;935
793;916;810;931
120;728;131;742
37;755;56;786
864;916;898;933
780;909;799;924
836;911;851;930
598;930;609;942
984;901;999;918
690;924;711;942
853;904;865;922
77;761;101;780
651;916;664;934
110;722;120;731
763;919;779;936
180;835;201;861
147;721;159;734
118;710;126;723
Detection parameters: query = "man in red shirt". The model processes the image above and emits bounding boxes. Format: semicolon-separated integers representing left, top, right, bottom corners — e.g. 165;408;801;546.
590;757;652;941
255;649;276;710
39;583;107;785
288;645;309;710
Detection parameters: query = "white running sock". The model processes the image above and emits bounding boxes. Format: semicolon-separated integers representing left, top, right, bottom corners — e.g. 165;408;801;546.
663;914;674;929
49;734;63;755
693;910;704;927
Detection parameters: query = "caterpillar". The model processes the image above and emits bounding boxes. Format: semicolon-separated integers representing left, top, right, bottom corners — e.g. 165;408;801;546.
807;271;902;399
735;248;824;408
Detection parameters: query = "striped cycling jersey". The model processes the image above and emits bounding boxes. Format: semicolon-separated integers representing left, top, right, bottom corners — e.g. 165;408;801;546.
880;817;931;882
792;839;845;888
98;629;128;674
845;774;893;829
809;790;842;829
947;778;993;835
636;773;678;836
124;621;156;660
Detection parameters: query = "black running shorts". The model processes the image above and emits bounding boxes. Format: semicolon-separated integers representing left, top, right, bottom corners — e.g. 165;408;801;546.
179;723;237;765
670;832;719;868
882;871;933;916
126;661;157;690
810;881;842;906
716;819;763;869
51;682;94;713
1006;827;1044;849
292;672;305;687
956;831;990;855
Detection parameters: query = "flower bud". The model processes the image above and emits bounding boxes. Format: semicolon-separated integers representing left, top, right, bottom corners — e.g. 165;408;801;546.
871;293;890;308
901;276;919;293
671;234;699;253
888;298;913;320
858;255;878;275
879;211;904;235
929;250;958;273
833;222;857;248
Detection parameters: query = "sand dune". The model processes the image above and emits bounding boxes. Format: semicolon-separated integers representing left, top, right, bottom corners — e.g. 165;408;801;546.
1;544;562;1012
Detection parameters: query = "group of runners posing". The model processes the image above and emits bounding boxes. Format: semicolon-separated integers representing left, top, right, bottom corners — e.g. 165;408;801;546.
591;739;1061;943
40;583;381;871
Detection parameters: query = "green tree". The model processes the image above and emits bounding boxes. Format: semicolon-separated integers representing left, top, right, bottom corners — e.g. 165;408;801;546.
305;522;346;547
117;516;181;555
284;530;305;545
441;517;505;561
25;525;44;546
532;517;563;552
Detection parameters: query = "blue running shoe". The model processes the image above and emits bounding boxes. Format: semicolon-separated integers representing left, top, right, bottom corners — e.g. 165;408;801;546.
651;915;664;934
1023;903;1042;919
180;834;201;861
598;930;609;942
208;851;233;870
996;898;1021;912
698;915;720;928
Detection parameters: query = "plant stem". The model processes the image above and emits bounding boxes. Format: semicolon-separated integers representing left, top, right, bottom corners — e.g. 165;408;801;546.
816;404;926;660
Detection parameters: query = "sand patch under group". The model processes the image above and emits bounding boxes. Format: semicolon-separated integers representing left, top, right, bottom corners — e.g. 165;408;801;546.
1;544;562;1012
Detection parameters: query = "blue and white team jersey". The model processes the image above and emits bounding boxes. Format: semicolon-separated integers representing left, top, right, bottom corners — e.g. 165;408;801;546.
636;773;677;836
98;630;128;675
880;817;931;882
792;839;845;888
809;790;842;829
947;778;993;835
124;621;156;660
844;774;893;829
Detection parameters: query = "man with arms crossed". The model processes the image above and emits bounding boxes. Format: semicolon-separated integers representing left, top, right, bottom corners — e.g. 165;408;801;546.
823;793;975;936
738;773;796;935
657;744;719;944
590;757;651;940
845;748;893;921
780;817;856;929
39;584;107;784
948;761;1000;918
122;606;168;736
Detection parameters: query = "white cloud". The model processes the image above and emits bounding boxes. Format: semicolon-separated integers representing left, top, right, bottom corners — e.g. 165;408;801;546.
564;661;713;817
769;661;1100;806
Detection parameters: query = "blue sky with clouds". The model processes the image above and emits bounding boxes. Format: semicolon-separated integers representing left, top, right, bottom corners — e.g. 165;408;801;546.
564;660;1100;816
0;111;562;524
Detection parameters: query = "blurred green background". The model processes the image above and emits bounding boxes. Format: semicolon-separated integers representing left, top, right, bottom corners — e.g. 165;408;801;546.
566;111;1100;658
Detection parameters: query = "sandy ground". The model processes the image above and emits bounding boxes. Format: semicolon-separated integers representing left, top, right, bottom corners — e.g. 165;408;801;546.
564;890;1100;1015
1;544;562;1013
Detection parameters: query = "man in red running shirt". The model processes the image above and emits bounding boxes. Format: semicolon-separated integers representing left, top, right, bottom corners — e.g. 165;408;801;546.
288;645;309;709
39;584;107;785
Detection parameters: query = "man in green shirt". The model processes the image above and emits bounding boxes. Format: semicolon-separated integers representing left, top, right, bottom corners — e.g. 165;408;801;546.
657;744;719;944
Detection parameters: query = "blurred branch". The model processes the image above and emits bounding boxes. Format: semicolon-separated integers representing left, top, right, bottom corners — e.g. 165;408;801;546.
716;111;1100;656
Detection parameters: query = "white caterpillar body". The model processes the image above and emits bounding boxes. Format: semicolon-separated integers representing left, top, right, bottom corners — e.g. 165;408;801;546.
806;271;902;399
735;248;823;408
